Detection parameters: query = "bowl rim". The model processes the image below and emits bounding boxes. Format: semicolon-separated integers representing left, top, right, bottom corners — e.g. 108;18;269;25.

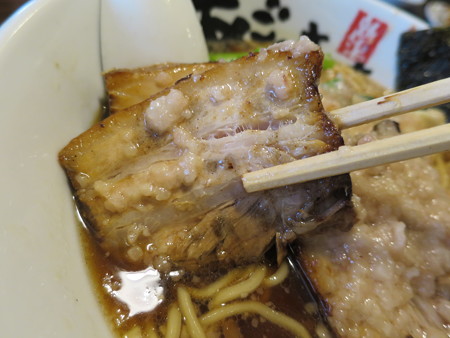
0;0;41;46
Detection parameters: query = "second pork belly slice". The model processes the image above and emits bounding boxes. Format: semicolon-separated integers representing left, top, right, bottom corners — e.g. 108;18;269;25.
59;37;354;270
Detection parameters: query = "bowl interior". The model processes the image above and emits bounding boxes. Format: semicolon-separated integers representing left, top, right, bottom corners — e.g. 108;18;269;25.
0;0;427;336
0;0;107;336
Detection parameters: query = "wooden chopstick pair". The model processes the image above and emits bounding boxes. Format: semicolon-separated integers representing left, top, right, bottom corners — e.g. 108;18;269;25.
243;77;450;193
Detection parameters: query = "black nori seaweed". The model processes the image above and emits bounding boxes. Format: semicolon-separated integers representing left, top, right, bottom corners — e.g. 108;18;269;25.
397;27;450;120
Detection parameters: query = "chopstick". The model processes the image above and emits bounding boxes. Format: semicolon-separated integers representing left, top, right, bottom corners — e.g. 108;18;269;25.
242;78;450;193
243;124;450;192
330;77;450;129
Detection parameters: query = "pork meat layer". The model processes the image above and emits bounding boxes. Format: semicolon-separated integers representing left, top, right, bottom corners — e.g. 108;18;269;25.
59;37;353;270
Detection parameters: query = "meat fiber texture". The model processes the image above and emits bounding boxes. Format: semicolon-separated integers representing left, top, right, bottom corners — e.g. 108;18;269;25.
59;37;353;271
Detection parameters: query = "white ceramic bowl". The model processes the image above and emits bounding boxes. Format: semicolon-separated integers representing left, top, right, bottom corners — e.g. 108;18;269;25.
0;0;427;337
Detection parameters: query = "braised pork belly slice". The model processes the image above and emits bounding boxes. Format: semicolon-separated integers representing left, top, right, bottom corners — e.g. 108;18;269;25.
104;63;215;113
59;37;353;270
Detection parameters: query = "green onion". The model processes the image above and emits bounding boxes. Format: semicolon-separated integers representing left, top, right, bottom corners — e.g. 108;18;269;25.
359;94;375;101
209;52;249;62
209;48;261;62
323;78;340;88
323;54;336;70
209;51;337;71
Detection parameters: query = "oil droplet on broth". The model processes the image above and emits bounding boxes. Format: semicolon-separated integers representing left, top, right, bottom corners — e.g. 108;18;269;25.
112;266;164;316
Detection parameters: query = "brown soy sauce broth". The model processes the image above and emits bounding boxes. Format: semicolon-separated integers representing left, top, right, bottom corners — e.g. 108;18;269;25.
79;222;332;337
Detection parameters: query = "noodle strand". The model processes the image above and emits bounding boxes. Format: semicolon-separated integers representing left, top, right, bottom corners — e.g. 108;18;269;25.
435;154;449;188
165;303;182;338
177;287;206;338
179;325;189;338
123;326;143;338
209;265;266;308
200;301;311;338
187;266;255;299
262;261;289;288
145;323;160;338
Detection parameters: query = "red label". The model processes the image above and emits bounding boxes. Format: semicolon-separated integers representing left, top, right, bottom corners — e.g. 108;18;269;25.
337;10;388;64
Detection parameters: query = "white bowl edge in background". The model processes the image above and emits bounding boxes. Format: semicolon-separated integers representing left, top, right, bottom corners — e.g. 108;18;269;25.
208;0;428;89
101;0;209;70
